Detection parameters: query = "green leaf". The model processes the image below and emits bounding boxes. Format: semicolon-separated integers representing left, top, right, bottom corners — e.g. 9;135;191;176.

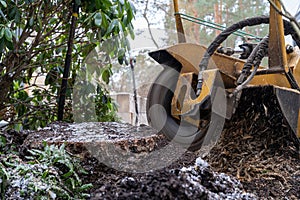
29;17;34;27
69;177;75;189
97;31;102;41
118;56;123;65
0;8;6;21
78;184;93;192
106;19;118;34
62;168;74;179
75;0;81;5
4;28;12;42
5;39;13;50
0;135;6;148
81;43;96;57
24;156;35;160
128;23;134;40
8;7;16;19
100;0;112;8
0;0;7;8
122;15;128;26
101;69;110;84
83;12;93;24
0;28;4;39
42;170;49;179
37;17;42;30
59;143;65;151
14;123;23;132
101;13;109;29
118;21;124;33
95;0;101;9
128;1;136;13
93;12;102;27
11;30;16;39
15;9;21;24
117;48;125;64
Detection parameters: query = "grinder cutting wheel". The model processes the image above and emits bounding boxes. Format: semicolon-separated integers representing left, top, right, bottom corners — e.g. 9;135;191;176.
146;0;300;151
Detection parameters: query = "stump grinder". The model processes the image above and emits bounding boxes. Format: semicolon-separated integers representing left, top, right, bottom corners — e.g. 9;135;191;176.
146;0;300;150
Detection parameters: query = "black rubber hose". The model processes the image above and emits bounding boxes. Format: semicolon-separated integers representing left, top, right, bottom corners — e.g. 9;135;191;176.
199;16;300;71
237;36;269;85
237;36;269;87
196;16;300;95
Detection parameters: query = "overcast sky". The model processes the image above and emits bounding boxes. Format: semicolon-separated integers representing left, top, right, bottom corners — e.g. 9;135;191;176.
131;0;300;49
133;0;300;28
282;0;300;15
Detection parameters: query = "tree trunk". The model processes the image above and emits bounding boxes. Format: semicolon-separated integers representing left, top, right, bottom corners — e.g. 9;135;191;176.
214;1;222;36
57;1;79;121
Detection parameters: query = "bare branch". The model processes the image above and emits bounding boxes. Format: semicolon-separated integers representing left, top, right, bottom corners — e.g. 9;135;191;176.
143;0;159;48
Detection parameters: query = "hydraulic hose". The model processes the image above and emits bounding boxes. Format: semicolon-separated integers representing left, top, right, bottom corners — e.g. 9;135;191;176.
196;16;300;96
236;36;269;92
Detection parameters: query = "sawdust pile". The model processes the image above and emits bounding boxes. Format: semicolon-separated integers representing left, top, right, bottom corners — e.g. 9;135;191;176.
205;86;300;199
87;157;255;200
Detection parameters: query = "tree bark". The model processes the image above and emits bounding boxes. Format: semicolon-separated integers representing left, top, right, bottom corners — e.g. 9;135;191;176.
57;1;79;121
214;1;222;36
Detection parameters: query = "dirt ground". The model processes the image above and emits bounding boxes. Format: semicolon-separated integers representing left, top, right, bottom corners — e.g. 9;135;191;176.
6;86;300;199
205;86;300;199
79;148;256;199
79;86;299;199
79;129;298;200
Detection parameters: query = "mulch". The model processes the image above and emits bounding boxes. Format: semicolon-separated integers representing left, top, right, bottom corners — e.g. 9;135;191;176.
83;86;300;199
205;86;300;199
4;86;299;199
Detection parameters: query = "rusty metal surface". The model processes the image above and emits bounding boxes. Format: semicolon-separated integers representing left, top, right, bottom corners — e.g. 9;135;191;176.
275;86;300;138
289;47;300;85
153;43;300;89
151;42;300;139
148;0;300;142
173;0;186;43
171;69;220;117
162;43;298;116
268;0;287;70
165;43;245;75
298;110;300;138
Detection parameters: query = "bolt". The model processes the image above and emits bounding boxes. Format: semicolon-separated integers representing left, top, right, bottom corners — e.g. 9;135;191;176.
286;45;294;54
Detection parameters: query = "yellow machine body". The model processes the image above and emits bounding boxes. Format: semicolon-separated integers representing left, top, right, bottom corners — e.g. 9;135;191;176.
150;42;300;138
147;0;300;150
